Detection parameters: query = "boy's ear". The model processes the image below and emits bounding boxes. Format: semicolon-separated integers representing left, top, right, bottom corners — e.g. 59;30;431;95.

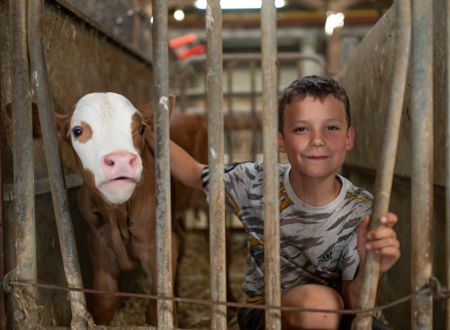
346;126;356;150
277;132;286;153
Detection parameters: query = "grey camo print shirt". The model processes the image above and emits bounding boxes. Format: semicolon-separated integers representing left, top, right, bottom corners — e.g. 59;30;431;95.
201;162;373;301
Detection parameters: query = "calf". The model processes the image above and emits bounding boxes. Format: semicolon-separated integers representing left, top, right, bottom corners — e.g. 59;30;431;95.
56;93;207;325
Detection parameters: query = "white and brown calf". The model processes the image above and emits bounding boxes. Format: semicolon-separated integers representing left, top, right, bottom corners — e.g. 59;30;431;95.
57;92;207;326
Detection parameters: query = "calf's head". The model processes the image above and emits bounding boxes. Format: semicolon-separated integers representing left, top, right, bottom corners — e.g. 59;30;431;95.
58;92;173;205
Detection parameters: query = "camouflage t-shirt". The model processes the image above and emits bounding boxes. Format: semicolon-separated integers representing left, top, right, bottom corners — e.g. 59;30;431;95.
201;162;373;302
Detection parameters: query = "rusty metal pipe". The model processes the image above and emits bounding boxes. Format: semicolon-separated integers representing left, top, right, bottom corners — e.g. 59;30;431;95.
9;0;37;327
351;0;411;329
446;1;450;329
261;1;281;329
27;1;90;328
0;54;6;330
250;60;259;160
152;0;174;328
226;62;235;162
410;0;434;329
206;0;227;328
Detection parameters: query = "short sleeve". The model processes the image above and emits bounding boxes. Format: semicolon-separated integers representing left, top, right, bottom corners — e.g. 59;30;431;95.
201;162;261;215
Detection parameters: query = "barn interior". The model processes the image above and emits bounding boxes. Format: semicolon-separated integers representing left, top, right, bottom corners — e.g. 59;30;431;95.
0;0;448;329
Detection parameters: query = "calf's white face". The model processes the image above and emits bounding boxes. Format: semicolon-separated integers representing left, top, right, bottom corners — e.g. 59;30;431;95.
70;92;145;204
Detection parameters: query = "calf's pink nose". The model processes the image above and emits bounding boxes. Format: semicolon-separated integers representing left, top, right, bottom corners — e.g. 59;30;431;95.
101;151;141;178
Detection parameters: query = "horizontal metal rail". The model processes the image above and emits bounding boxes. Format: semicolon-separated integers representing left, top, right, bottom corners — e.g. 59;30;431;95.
2;174;83;202
179;52;325;70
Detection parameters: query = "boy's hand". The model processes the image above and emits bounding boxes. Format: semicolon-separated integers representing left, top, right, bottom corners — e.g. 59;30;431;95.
357;213;400;273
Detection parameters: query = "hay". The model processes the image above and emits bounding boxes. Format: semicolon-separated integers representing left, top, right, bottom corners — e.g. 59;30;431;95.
110;229;248;329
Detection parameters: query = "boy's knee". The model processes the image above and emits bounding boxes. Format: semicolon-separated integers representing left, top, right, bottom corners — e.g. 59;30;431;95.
281;284;343;330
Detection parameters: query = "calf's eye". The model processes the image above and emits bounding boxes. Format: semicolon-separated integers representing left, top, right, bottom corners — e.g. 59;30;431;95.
138;124;146;135
72;126;83;137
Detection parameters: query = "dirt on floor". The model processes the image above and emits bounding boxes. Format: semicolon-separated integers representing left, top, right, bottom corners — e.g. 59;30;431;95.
110;229;248;329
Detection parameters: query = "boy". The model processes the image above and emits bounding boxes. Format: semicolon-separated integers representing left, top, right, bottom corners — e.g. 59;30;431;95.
168;75;400;329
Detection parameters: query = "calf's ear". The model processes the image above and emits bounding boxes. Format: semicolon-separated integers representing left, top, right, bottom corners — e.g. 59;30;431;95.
6;101;72;143
139;93;176;127
139;101;155;131
54;112;72;143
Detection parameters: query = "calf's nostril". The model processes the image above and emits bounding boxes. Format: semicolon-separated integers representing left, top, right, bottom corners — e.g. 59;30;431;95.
105;158;115;166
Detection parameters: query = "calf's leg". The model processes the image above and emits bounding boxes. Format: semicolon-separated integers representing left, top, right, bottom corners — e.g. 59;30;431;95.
90;270;120;325
87;232;121;325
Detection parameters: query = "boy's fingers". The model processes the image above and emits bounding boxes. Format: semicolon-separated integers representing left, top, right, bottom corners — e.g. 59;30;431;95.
366;236;400;251
367;226;397;241
379;212;398;227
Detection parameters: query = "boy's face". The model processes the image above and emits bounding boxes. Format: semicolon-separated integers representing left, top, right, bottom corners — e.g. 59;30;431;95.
278;95;355;181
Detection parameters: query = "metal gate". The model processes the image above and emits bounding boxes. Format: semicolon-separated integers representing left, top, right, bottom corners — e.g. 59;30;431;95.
1;0;449;329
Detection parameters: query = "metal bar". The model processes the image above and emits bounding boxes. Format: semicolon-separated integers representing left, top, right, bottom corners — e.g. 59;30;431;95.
179;52;325;69
2;174;83;202
206;0;227;328
410;0;433;329
250;60;258;160
27;1;90;328
352;0;411;329
261;1;280;329
9;0;38;327
446;1;450;328
0;55;6;330
226;62;235;162
152;0;174;328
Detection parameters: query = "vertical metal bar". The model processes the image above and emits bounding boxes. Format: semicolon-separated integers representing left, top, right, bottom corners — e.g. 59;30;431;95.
326;27;342;76
447;0;450;326
27;1;90;328
206;0;227;328
261;1;280;329
411;0;433;329
9;0;38;327
0;63;6;330
226;62;234;162
152;0;174;328
250;60;258;159
351;0;411;329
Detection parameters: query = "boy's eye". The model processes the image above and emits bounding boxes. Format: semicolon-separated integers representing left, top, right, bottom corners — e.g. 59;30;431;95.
294;127;307;133
327;125;339;131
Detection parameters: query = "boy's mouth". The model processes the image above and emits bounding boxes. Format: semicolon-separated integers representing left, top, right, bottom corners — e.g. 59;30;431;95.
305;156;329;160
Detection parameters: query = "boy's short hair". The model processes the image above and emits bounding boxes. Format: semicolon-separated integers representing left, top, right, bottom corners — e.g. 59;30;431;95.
278;75;351;132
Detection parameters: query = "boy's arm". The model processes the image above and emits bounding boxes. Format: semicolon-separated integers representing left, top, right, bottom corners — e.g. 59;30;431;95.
341;213;400;309
169;140;205;191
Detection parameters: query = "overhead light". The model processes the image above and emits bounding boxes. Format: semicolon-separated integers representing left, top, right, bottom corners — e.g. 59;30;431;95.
173;9;185;21
325;12;345;36
195;0;286;10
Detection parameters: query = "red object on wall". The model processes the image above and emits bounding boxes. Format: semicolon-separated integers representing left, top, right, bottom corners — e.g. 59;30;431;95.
169;33;206;60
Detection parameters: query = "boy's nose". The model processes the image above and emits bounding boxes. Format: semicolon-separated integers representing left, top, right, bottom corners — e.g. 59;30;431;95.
310;132;326;147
